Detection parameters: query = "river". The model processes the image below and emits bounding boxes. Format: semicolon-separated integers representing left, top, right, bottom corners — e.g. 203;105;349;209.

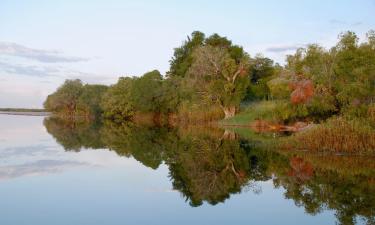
0;114;373;225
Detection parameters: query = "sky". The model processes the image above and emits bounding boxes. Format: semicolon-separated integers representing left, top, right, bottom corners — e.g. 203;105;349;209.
1;0;375;108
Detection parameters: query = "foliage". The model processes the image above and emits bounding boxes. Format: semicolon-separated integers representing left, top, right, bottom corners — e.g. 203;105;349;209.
267;77;290;99
221;100;282;125
45;30;374;125
101;77;134;121
186;45;250;118
283;30;375;120
282;117;375;154
77;84;108;117
131;70;164;113
44;79;107;119
168;31;205;78
246;55;277;100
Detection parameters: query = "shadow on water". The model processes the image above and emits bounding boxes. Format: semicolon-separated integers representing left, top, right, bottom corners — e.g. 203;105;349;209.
44;117;375;225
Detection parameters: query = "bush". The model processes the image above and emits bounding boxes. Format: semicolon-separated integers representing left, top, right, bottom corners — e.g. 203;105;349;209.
282;117;375;154
267;77;290;99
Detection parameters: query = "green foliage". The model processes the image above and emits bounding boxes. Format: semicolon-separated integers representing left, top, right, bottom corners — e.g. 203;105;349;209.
44;79;107;119
244;55;279;100
78;84;108;117
221;100;284;125
186;45;250;117
131;70;163;113
267;77;290;99
306;89;337;120
101;77;134;121
44;79;83;115
159;77;182;113
280;30;375;121
102;70;179;120
45;30;374;124
168;31;205;78
283;117;375;154
249;55;275;83
166;31;253;118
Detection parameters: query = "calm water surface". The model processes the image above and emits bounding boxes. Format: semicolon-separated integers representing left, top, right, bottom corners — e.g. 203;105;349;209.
0;115;373;225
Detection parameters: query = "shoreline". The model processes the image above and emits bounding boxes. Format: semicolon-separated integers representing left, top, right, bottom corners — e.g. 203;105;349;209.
0;111;51;116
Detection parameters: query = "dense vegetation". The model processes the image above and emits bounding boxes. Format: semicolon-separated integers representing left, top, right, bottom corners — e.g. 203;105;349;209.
44;30;375;153
44;31;276;121
44;79;108;119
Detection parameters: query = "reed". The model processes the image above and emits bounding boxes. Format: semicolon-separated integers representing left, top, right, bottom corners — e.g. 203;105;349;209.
177;103;224;124
282;117;375;155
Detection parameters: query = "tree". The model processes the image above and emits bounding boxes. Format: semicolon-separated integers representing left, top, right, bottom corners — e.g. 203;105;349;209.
78;84;108;118
101;77;134;121
131;70;164;113
187;45;250;118
246;55;276;100
44;79;83;118
168;31;205;78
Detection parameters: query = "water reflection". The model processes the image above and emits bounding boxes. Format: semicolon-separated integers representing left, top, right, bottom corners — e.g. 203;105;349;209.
43;117;375;225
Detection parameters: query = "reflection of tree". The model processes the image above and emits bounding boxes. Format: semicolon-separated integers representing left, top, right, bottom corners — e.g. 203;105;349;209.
44;117;105;151
44;118;375;224
272;155;375;225
100;121;168;169
166;131;250;206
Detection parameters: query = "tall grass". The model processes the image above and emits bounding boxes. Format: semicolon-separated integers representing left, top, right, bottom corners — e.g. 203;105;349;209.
282;117;375;155
177;103;224;124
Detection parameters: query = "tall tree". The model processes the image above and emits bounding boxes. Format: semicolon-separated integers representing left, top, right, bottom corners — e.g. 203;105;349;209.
44;79;83;118
168;31;205;78
101;77;135;120
187;45;250;118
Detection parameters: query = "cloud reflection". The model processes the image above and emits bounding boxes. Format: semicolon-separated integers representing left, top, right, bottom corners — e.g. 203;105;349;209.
0;160;87;180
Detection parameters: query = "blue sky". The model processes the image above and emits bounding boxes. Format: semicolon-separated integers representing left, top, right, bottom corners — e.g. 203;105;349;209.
1;0;374;108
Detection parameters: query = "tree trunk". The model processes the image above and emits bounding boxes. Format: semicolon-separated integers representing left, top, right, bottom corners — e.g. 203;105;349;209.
223;106;236;119
222;129;236;140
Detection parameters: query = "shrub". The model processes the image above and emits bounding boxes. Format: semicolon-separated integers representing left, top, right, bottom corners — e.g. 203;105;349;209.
267;77;290;99
282;117;375;154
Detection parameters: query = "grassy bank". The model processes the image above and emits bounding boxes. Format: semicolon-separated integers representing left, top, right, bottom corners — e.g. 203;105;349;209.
281;117;375;155
220;101;375;155
219;100;282;126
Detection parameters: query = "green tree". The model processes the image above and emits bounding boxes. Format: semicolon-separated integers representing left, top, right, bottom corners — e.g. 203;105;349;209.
44;79;84;118
78;84;108;118
247;55;276;100
168;31;205;78
187;45;250;118
101;77;135;121
131;70;164;113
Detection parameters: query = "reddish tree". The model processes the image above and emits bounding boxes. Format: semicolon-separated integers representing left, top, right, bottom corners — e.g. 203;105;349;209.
289;79;314;104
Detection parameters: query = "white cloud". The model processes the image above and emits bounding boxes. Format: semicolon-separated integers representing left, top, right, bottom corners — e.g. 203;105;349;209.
265;44;304;53
0;42;89;63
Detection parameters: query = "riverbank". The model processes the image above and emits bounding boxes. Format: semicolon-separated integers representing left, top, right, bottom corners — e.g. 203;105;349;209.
0;111;51;116
219;100;287;127
219;101;375;155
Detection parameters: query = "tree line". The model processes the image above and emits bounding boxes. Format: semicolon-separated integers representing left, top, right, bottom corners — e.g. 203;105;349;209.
44;30;375;124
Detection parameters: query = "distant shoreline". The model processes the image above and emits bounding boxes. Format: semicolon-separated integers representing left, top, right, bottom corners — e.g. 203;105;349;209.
0;111;51;116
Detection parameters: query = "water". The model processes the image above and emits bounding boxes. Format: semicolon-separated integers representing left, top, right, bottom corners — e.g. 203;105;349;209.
0;115;374;225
